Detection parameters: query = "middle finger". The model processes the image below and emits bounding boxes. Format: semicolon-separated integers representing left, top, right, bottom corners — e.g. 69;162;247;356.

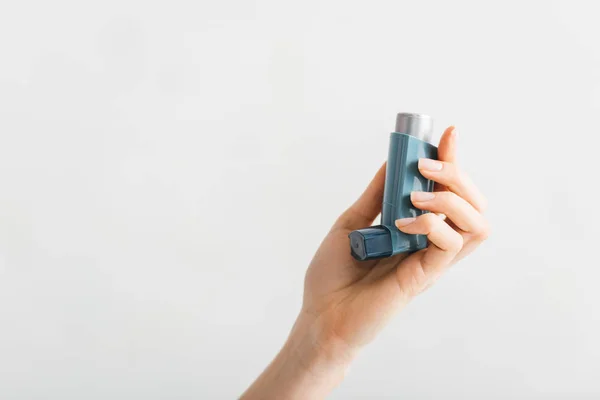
417;158;487;213
410;191;489;238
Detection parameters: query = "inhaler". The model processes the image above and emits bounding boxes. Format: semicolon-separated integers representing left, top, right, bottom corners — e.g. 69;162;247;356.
349;113;438;261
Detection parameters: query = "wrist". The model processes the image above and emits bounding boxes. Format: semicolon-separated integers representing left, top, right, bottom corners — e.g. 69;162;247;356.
241;312;358;400
283;311;357;383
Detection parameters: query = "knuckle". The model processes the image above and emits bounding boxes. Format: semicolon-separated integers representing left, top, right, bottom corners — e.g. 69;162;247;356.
479;196;489;213
446;165;464;189
447;163;460;180
449;232;464;252
420;212;441;229
474;220;491;241
333;211;352;229
334;206;367;230
436;191;459;204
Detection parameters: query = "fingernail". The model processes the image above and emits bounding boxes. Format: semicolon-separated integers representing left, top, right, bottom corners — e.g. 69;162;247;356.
395;217;416;227
411;191;436;202
418;158;443;171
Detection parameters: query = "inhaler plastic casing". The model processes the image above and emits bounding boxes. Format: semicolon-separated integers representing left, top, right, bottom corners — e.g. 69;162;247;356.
349;113;438;261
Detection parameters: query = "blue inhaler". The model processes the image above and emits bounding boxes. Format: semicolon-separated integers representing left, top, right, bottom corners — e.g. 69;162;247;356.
349;113;438;261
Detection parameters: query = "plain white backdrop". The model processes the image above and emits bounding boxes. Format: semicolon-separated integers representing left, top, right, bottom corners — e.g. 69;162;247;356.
1;0;599;398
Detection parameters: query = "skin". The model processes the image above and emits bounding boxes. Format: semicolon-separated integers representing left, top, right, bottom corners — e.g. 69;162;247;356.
241;126;489;399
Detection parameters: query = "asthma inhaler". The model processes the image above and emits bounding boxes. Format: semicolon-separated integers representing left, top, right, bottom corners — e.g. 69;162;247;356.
349;113;438;261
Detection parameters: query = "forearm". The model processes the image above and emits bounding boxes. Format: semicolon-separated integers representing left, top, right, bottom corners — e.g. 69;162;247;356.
241;315;354;400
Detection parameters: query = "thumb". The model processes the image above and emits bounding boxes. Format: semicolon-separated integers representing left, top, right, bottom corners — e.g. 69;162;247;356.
335;162;386;231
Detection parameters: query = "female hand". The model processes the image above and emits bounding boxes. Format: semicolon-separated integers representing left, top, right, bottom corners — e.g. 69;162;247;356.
242;126;489;399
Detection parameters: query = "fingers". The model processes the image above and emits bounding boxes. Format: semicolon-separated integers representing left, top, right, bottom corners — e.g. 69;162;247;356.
335;162;386;230
395;213;463;272
417;158;487;212
437;126;457;164
410;191;490;240
433;126;457;192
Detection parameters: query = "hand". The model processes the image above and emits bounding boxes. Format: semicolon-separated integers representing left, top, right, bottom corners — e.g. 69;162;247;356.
242;127;489;399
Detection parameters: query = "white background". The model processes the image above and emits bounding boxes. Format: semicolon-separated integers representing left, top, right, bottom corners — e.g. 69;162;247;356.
1;0;599;399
